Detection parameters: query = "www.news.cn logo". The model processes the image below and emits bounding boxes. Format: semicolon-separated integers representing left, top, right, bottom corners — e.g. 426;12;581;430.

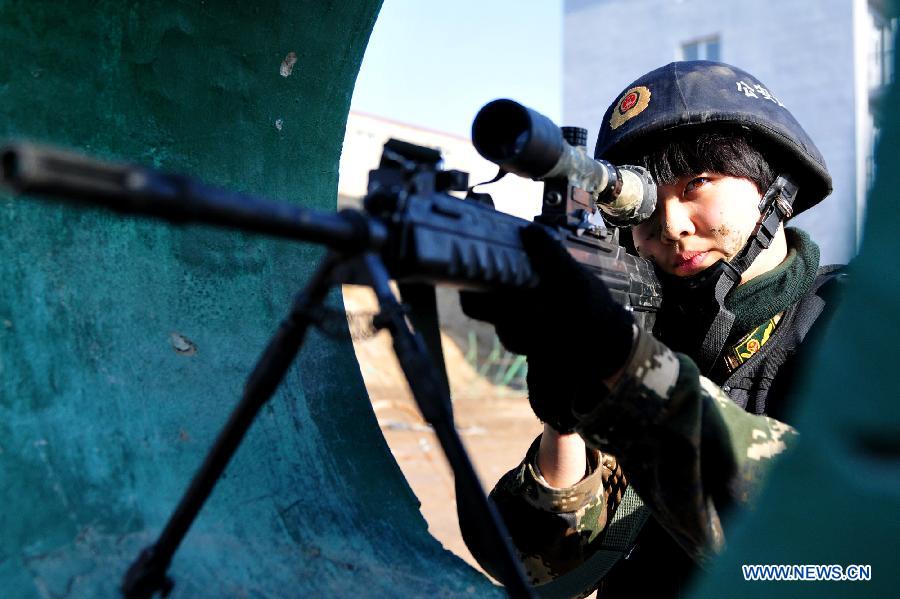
742;564;872;581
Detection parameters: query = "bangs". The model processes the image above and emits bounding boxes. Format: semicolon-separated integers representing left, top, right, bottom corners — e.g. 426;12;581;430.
613;128;776;193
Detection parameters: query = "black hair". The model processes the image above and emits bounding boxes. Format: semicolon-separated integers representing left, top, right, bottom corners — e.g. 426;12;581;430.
610;127;776;194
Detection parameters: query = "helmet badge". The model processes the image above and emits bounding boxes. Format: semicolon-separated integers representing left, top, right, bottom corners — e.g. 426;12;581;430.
610;86;651;130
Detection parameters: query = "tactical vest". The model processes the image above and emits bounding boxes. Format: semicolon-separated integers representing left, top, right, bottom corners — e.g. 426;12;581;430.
588;265;847;599
718;265;846;420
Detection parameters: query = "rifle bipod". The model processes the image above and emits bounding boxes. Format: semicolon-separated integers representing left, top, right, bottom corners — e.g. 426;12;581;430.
120;251;535;599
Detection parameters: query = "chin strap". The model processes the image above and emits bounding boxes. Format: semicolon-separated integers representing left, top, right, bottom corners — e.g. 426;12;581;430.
677;174;800;374
721;174;799;280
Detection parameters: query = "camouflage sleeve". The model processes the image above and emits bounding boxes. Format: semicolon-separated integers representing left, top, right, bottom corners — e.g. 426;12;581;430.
573;327;799;563
483;436;626;586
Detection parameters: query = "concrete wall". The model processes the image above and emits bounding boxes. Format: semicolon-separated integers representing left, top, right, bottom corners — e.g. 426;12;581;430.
0;2;499;596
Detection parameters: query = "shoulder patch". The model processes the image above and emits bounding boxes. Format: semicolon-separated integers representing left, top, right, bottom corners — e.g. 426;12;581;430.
610;86;651;130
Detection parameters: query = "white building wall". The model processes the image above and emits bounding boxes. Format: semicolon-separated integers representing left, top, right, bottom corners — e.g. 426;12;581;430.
564;0;863;264
338;112;543;221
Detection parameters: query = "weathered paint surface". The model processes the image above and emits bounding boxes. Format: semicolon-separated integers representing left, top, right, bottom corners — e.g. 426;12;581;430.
0;1;499;596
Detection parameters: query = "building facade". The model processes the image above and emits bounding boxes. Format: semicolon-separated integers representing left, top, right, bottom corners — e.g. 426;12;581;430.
563;0;895;264
338;111;543;221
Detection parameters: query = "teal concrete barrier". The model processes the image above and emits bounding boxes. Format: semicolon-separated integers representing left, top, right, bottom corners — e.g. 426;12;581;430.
0;2;500;596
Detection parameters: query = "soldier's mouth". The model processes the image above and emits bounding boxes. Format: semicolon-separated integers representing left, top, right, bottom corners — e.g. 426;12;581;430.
672;251;709;274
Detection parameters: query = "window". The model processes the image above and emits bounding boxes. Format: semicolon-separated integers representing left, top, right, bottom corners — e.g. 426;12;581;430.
869;14;897;90
866;125;881;192
682;36;720;62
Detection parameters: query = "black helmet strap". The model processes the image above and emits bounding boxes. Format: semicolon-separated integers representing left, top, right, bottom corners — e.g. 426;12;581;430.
667;174;799;374
722;173;799;280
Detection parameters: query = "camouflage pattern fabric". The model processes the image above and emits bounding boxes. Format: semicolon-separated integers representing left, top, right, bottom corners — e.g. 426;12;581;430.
489;327;798;587
489;438;628;587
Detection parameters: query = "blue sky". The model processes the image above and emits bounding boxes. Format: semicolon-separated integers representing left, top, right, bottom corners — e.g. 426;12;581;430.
350;0;562;138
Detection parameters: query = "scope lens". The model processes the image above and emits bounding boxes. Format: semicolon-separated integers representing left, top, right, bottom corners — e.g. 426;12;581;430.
472;99;566;179
472;99;531;163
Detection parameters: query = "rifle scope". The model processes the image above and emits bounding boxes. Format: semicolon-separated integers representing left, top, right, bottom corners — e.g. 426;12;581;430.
471;99;657;227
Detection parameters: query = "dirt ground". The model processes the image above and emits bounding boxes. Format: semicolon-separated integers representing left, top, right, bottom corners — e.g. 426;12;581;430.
343;286;543;574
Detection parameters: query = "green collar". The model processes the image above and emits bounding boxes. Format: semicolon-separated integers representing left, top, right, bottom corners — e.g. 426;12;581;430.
725;227;820;335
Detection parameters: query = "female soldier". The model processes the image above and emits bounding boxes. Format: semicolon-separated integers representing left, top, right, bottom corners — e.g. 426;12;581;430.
460;60;844;597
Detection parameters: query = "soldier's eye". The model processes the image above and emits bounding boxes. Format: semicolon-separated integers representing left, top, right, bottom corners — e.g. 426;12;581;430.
684;177;711;194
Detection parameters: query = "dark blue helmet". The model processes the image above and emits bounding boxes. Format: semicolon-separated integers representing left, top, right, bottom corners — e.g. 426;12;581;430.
594;61;831;215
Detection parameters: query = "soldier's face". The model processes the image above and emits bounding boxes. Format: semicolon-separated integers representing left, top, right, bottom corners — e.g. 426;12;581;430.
632;173;762;277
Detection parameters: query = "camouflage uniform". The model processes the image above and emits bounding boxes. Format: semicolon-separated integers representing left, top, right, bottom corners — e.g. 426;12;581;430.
472;227;845;596
489;328;796;587
462;62;842;596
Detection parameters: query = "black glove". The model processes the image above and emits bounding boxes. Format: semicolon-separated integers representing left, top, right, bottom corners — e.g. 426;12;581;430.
461;225;635;433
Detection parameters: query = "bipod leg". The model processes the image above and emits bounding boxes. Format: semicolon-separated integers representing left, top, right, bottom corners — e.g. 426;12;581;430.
361;254;535;599
121;252;345;599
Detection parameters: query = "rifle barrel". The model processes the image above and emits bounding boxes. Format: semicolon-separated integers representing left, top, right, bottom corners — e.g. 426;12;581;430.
1;142;386;251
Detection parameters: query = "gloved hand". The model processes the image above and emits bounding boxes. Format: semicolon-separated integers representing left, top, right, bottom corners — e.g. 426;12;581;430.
461;225;636;433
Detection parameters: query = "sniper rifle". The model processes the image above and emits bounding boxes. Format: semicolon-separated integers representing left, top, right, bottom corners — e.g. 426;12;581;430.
0;100;662;598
